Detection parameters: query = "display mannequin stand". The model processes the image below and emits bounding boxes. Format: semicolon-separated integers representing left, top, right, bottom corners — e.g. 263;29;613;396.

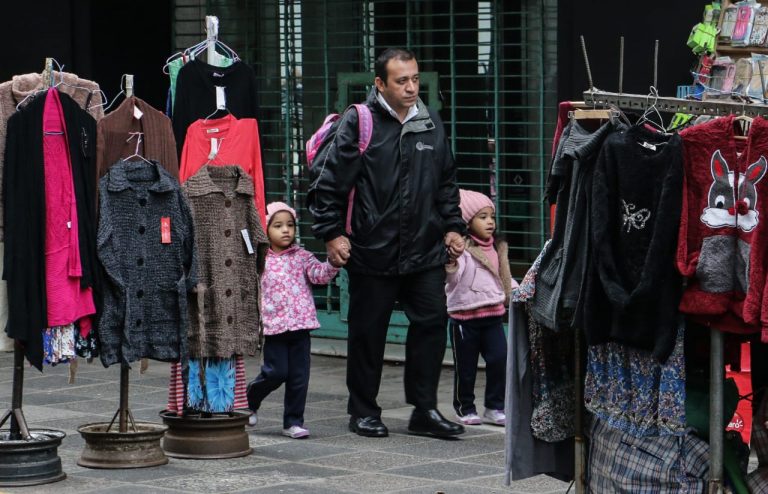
76;75;169;469
158;16;252;460
0;59;67;487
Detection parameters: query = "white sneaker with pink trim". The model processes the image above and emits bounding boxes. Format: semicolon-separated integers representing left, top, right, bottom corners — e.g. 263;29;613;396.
483;409;505;426
282;425;310;439
456;413;482;425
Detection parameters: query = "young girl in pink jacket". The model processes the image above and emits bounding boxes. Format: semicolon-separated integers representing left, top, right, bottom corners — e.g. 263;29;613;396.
445;189;516;426
246;202;339;438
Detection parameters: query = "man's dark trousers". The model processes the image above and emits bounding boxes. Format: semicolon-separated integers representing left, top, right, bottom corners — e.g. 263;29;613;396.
347;267;448;419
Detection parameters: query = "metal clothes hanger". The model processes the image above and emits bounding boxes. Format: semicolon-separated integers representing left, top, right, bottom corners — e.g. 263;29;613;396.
734;99;753;140
162;16;239;74
124;132;153;166
90;74;134;113
636;86;669;134
15;58;58;110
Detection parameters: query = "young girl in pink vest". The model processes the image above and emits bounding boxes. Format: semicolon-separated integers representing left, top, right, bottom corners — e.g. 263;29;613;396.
247;202;339;438
445;189;516;426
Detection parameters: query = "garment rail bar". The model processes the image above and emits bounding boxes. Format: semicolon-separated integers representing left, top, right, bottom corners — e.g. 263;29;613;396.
583;90;768;118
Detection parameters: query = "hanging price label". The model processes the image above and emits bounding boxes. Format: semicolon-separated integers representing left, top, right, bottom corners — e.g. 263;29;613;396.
161;217;171;244
215;86;226;110
208;138;219;161
241;229;254;255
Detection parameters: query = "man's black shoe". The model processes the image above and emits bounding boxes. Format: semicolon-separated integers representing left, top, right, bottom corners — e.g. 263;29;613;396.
349;416;389;437
407;409;465;438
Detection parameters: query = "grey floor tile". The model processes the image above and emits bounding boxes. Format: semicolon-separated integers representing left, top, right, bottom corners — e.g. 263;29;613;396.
170;454;284;471
74;464;198;484
86;485;184;494
386;460;504;481
0;475;114;494
243;481;352;493
380;432;505;459
310;431;432;452
463;473;572;493
392;484;510;494
320;473;433;493
227;462;350;479
142;472;285;493
251;441;349;462
305;450;430;472
461;450;506;468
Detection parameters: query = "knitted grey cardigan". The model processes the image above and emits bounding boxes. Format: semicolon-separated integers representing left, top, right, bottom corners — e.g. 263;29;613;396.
97;160;197;367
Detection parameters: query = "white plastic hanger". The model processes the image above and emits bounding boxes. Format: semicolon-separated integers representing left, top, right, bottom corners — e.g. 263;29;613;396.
124;132;153;165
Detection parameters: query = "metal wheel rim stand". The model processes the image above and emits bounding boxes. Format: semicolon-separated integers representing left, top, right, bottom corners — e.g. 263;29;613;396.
0;58;67;487
76;74;169;469
159;16;252;460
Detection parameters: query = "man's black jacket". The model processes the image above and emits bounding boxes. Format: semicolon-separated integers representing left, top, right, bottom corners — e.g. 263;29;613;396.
308;89;464;276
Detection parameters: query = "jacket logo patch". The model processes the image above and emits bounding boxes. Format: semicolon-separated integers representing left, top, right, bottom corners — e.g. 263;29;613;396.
701;150;767;232
415;141;433;151
621;199;651;232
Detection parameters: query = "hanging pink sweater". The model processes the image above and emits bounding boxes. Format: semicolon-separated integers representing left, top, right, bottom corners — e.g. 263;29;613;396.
43;88;95;333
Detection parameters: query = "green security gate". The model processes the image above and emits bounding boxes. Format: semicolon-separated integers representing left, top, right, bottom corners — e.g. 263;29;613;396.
173;0;558;343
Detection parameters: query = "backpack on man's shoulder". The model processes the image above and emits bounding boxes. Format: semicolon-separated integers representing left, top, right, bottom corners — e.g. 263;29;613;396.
305;103;373;166
305;103;373;235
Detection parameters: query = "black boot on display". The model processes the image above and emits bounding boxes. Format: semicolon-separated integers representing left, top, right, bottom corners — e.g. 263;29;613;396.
407;408;465;438
349;416;389;437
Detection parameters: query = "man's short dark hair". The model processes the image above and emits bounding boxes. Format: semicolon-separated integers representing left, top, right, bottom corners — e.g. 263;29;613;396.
374;48;416;84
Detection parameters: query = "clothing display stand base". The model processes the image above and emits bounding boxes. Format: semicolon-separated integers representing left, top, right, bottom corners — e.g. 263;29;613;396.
77;364;169;469
0;341;66;486
159;410;252;459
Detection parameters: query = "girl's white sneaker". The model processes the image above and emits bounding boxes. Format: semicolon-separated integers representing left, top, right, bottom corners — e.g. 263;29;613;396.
247;412;258;427
483;409;505;426
456;413;482;425
282;425;310;439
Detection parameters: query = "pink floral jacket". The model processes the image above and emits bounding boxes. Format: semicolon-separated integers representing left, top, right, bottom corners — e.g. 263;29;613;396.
261;245;339;335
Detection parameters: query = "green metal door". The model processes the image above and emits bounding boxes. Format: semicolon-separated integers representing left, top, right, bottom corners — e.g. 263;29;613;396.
173;0;558;343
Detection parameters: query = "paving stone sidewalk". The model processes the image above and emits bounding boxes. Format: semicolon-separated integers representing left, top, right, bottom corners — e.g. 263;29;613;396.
0;341;570;493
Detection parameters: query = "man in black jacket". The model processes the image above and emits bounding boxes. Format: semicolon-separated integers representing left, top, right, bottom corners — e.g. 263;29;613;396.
308;48;466;438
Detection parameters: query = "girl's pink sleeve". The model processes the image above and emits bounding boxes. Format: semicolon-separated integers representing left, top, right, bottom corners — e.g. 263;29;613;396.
445;251;468;289
302;249;340;285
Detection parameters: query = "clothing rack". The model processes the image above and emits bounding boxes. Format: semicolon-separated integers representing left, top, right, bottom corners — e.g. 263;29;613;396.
0;58;55;441
108;74;136;436
576;86;768;494
583;89;768;118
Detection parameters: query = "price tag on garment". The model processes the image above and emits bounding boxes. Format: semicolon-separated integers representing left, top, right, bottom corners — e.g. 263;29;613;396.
133;105;143;120
215;86;226;110
66;221;71;229
241;229;255;255
208;138;219;160
640;141;657;151
161;217;172;244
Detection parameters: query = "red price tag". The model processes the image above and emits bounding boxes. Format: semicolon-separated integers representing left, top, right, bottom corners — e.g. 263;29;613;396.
161;217;171;244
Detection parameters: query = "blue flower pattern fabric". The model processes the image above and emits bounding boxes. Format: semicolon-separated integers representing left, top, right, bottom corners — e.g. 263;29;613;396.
584;325;686;437
186;358;237;413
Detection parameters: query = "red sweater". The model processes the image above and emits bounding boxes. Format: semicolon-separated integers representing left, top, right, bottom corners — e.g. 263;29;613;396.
179;114;266;226
678;116;768;340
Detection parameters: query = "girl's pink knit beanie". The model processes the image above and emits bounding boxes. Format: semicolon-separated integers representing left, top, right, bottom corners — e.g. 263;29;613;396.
459;189;494;224
266;201;297;226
